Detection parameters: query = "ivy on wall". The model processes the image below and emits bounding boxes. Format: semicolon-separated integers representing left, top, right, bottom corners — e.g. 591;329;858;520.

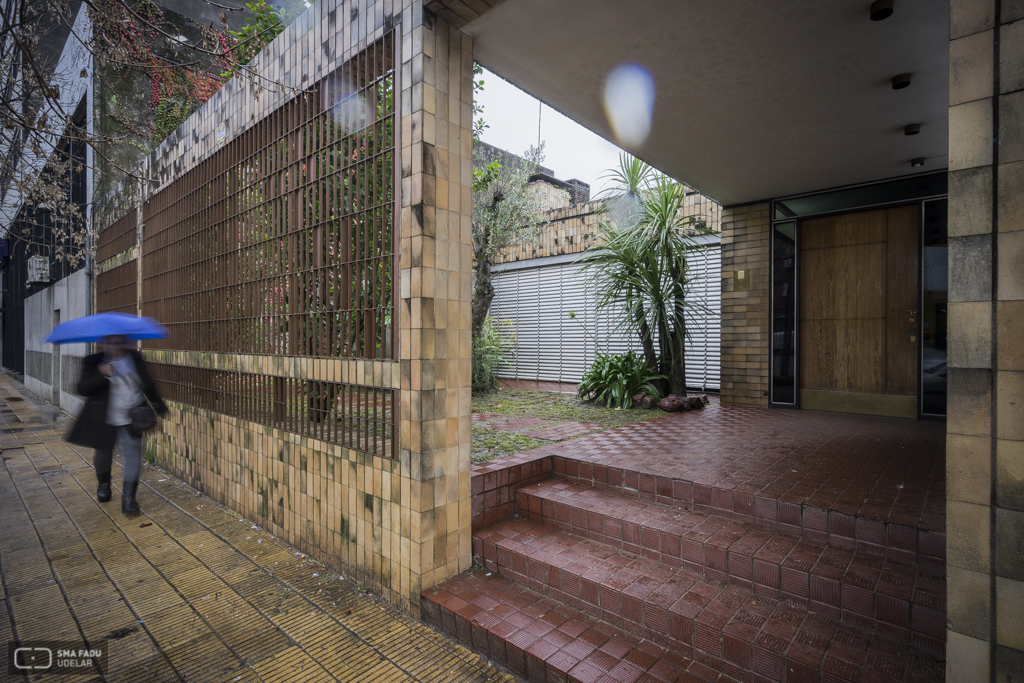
89;0;288;196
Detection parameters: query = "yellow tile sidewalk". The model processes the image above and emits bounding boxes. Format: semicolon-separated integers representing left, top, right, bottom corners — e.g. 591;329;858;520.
0;374;513;682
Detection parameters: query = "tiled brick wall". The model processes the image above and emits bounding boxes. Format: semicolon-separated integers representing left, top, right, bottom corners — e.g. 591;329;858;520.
718;203;770;406
494;192;722;265
399;13;476;600
148;401;414;598
945;0;1024;679
94;0;475;617
529;180;572;212
495;201;603;264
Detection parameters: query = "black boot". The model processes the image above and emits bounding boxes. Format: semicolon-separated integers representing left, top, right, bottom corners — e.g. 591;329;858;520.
96;472;112;503
121;480;140;515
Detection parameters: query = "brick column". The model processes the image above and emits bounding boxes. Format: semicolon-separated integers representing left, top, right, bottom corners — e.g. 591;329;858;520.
945;0;1024;680
719;203;770;407
399;12;474;611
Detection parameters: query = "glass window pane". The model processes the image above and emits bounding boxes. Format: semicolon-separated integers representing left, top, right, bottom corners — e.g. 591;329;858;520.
772;221;797;404
922;199;947;415
774;172;947;220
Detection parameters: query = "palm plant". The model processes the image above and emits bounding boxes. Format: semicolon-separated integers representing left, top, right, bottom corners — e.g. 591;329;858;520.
581;154;712;396
576;351;664;409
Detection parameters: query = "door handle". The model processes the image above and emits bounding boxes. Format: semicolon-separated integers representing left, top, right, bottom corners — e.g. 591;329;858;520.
898;309;917;323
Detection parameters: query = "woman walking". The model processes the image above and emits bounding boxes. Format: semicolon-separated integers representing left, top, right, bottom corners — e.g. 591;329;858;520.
67;334;168;514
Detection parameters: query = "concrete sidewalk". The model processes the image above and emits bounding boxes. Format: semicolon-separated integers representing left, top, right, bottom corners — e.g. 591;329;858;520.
0;374;512;682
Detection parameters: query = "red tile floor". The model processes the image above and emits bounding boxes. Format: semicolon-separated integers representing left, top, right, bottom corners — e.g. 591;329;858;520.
429;533;942;683
501;406;945;535
473;412;513;423
528;422;606;441
445;405;948;682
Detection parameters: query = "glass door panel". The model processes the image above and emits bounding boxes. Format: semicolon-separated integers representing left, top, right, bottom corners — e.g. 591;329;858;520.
772;221;797;404
921;199;948;416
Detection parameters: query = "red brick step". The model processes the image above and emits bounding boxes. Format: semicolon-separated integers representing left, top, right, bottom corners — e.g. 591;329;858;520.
513;480;945;651
468;518;943;683
423;570;719;683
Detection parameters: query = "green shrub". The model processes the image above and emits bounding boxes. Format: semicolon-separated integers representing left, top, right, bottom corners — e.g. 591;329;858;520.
577;351;664;409
473;317;516;392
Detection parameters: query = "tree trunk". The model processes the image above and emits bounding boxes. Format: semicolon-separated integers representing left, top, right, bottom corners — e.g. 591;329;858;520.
631;304;667;395
667;264;688;397
472;256;495;340
668;327;688;397
636;310;658;369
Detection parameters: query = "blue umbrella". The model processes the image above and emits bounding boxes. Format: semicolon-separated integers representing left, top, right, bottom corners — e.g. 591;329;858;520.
46;313;169;344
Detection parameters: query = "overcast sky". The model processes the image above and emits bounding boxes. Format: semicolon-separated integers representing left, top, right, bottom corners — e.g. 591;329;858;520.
474;68;627;195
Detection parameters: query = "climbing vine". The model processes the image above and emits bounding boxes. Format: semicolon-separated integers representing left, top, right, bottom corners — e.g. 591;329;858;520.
149;63;225;141
221;0;289;81
88;0;287;151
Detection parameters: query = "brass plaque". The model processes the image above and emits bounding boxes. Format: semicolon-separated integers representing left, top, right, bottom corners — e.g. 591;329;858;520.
734;269;750;292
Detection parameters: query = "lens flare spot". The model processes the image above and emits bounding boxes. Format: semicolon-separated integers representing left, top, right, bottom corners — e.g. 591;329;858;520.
603;63;655;149
331;92;370;133
322;72;377;134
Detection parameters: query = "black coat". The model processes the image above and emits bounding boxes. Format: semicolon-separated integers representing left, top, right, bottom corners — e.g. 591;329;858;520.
66;351;168;451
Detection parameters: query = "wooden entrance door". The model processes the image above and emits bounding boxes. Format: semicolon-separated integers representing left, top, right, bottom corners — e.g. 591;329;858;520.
799;204;919;417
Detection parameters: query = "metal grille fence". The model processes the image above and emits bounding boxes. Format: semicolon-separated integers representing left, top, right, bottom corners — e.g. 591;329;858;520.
93;33;399;459
96;208;138;263
96;263;138;316
148;364;395;457
141;33;396;359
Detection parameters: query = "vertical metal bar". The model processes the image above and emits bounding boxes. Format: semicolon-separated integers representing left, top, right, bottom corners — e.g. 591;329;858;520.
390;29;400;456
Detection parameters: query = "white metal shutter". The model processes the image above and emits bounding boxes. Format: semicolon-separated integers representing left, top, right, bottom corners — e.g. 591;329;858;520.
682;245;721;391
536;265;564;382
514;268;540;380
487;239;721;391
559;262;592;383
491;268;521;378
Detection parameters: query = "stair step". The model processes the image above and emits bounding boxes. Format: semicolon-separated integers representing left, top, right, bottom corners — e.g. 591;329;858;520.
510;479;945;649
470;518;944;683
423;571;718;683
550;453;946;564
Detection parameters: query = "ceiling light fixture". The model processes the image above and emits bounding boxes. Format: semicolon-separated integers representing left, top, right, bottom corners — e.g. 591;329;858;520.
870;0;894;21
905;124;921;135
911;158;925;167
892;73;912;89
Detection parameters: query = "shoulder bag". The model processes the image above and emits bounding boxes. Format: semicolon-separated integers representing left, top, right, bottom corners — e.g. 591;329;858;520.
121;358;159;437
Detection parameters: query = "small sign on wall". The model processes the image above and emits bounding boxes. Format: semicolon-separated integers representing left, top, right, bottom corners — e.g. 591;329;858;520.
27;255;51;285
217;122;226;147
734;269;750;292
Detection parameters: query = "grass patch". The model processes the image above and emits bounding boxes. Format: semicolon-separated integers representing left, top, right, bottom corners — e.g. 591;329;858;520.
471;425;548;463
469;388;669;463
472;388;666;430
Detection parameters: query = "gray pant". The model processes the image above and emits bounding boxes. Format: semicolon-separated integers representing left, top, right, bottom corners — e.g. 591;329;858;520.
94;426;142;484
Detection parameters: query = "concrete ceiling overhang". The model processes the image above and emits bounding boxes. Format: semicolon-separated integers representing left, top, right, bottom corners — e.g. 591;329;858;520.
456;0;949;206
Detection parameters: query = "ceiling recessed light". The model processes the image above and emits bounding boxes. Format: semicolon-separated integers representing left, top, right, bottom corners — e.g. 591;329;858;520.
905;124;921;135
870;0;894;21
892;73;912;89
911;158;925;167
